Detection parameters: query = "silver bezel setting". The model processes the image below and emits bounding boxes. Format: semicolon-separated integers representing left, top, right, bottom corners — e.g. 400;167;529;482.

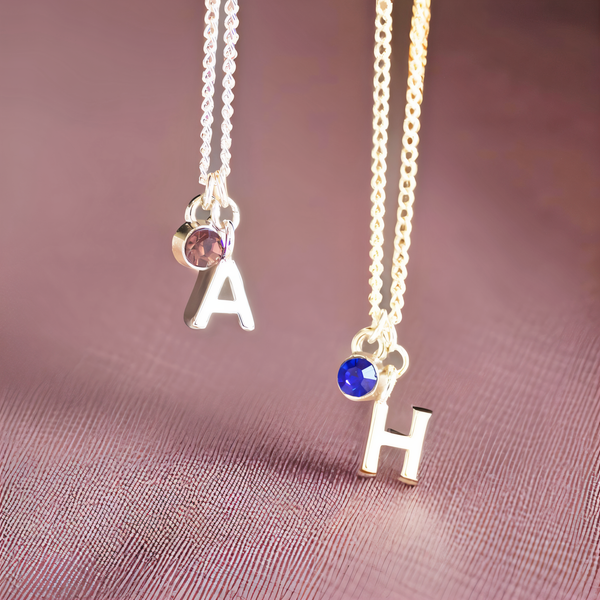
338;351;387;402
172;220;226;272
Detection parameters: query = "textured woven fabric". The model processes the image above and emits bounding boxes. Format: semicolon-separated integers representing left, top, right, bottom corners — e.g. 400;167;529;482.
1;0;598;598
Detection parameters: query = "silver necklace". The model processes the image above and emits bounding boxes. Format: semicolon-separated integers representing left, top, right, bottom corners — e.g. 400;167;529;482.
172;0;254;332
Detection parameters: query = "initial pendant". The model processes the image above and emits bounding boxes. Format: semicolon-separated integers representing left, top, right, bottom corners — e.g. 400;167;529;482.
337;326;431;484
184;258;254;330
360;400;432;485
172;177;254;331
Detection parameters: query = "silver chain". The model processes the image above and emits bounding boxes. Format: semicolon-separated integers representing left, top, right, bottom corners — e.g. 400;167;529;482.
357;0;431;360
368;0;431;332
199;0;240;186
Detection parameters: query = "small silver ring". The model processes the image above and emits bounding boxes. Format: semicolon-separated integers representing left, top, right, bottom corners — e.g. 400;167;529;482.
210;197;240;230
213;171;230;208
203;174;216;210
350;329;409;376
223;220;236;259
367;309;396;346
184;195;207;223
390;344;410;378
351;328;387;360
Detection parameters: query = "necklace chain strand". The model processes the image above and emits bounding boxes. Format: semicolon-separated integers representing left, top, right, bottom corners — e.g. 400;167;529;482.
173;0;254;333
336;0;433;485
199;0;240;187
368;0;431;326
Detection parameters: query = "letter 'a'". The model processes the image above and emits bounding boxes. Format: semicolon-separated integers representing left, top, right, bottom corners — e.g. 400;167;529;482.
184;259;255;331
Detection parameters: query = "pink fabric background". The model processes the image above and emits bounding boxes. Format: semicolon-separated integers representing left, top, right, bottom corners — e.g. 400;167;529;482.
1;0;598;598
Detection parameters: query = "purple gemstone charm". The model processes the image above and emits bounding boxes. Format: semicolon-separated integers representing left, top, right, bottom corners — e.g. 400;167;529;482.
184;228;224;269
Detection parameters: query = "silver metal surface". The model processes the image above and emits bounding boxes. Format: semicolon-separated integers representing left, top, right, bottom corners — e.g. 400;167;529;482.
199;0;240;185
359;402;432;485
172;220;224;271
185;192;239;228
223;220;235;260
345;315;428;482
338;352;385;403
173;192;240;273
184;258;255;331
351;324;409;378
210;197;240;230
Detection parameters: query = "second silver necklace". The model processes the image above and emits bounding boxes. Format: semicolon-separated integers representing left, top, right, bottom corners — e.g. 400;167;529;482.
337;0;433;485
172;0;254;332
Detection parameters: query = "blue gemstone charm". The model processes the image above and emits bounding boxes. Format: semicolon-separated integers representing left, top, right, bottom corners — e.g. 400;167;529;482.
338;356;378;398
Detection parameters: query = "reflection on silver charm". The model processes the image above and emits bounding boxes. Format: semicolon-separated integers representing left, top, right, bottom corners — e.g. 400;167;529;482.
173;173;253;331
172;192;240;273
360;399;432;485
184;258;255;331
338;316;431;484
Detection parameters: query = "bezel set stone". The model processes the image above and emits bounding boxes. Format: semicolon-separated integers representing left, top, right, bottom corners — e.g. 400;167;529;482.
337;353;385;402
173;220;226;271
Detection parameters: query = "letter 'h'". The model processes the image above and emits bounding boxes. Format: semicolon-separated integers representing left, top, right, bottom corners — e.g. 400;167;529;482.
360;401;432;485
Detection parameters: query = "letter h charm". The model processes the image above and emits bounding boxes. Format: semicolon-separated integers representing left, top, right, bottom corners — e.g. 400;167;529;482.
360;399;432;485
338;337;432;484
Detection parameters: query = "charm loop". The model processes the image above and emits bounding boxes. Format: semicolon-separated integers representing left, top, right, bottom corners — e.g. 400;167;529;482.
223;220;235;259
210;198;240;231
201;174;216;210
213;171;230;208
184;194;240;231
351;328;387;360
194;172;239;230
352;309;397;360
350;309;409;380
367;309;397;348
388;344;410;379
200;171;231;210
184;195;206;223
350;331;409;380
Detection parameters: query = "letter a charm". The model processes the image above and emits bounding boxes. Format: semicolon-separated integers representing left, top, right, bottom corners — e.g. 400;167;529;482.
172;173;255;331
184;258;254;330
337;317;431;484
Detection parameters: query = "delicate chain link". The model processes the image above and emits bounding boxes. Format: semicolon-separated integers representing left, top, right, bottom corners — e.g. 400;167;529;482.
368;0;393;316
390;0;430;324
220;0;239;181
199;0;220;185
199;0;240;186
368;0;431;326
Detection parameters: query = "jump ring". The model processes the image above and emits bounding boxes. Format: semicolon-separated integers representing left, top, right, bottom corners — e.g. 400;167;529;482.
390;344;410;378
213;171;230;208
202;174;216;210
210;197;240;231
351;328;387;360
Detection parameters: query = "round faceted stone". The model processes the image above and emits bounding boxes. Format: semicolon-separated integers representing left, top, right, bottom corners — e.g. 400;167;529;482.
184;228;224;269
337;357;378;398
